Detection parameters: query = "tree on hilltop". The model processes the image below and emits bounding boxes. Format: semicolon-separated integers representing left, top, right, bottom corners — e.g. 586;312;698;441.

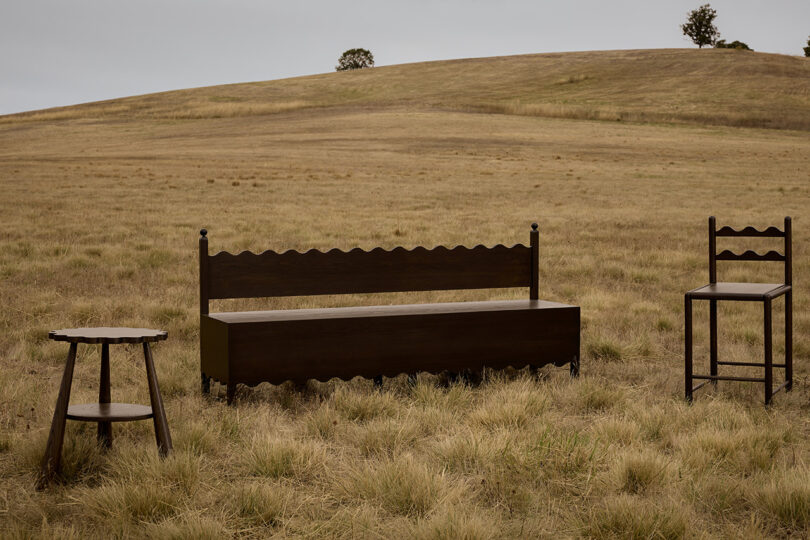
682;4;720;48
336;49;375;71
804;36;810;57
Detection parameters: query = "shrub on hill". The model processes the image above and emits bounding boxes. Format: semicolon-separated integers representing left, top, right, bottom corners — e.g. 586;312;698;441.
804;36;810;57
715;40;752;51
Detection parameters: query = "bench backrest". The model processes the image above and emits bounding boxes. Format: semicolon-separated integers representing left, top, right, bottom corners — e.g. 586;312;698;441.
199;224;540;314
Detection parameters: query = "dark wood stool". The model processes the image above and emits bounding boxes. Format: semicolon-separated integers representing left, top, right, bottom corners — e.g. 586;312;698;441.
37;327;172;489
685;217;792;405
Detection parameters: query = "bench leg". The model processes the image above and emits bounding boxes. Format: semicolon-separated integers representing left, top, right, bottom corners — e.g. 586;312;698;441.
38;343;77;489
464;369;483;386
226;383;236;405
98;343;112;449
570;356;580;378
201;372;211;395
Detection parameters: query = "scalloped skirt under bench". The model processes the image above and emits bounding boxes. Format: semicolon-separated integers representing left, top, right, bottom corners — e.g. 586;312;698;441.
200;299;580;403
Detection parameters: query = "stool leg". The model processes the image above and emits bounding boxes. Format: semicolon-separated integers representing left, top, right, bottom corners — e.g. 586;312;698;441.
764;299;773;405
98;343;112;449
37;343;77;489
786;291;793;391
143;343;172;456
685;295;693;402
710;299;718;386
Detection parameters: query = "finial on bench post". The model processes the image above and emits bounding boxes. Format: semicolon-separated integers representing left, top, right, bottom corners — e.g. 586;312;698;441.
530;223;539;300
200;228;209;316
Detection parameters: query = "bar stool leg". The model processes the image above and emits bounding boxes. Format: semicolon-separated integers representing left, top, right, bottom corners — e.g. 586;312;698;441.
786;291;793;391
37;343;78;489
764;299;773;405
98;343;112;448
709;299;718;386
685;295;693;402
143;343;172;456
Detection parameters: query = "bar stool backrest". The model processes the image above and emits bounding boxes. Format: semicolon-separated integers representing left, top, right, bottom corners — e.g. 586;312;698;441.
708;216;792;286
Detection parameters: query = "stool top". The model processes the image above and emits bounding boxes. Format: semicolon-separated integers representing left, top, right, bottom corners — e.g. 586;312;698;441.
48;327;168;344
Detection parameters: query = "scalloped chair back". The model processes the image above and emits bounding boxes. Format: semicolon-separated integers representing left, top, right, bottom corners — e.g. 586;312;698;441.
709;216;792;286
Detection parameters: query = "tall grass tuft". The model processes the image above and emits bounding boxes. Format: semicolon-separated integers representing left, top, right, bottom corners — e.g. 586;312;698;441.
584;495;689;539
229;482;292;527
754;469;810;531
613;450;670;494
243;436;326;479
339;454;454;517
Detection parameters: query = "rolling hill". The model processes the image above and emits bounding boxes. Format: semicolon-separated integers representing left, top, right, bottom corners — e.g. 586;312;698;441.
4;48;810;130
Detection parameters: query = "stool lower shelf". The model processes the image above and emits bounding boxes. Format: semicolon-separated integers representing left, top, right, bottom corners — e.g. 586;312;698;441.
66;403;153;422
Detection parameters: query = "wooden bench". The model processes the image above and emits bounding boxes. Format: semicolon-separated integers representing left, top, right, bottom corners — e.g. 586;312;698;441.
199;224;580;404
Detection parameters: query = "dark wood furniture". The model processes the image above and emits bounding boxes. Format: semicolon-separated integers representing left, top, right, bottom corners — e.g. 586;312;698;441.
38;327;172;489
685;217;792;405
199;225;580;404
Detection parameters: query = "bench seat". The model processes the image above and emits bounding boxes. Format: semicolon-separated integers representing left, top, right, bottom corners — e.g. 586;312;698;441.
201;299;579;390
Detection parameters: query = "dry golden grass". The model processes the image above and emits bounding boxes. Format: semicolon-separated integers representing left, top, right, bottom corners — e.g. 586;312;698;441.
1;49;809;538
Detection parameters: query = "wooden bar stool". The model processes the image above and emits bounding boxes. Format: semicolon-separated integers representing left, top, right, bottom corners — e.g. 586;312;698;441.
37;327;172;489
685;217;792;405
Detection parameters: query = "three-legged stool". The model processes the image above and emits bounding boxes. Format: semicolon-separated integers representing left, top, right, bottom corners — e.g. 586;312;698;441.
38;327;171;489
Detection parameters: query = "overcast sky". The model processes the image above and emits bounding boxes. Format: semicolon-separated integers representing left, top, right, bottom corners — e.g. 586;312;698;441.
2;1;808;115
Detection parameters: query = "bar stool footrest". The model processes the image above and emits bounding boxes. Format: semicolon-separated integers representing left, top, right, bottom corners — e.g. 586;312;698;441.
716;360;786;368
692;374;766;383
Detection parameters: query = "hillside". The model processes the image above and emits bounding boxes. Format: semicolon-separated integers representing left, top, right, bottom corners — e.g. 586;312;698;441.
4;48;810;130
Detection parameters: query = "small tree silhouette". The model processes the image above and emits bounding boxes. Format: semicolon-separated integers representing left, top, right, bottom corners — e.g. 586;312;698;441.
682;4;720;48
336;49;375;71
804;36;810;57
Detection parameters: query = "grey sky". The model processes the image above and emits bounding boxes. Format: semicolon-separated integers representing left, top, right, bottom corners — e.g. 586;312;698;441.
2;1;808;115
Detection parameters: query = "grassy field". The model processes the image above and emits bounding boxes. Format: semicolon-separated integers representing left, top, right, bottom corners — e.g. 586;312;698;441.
1;49;809;538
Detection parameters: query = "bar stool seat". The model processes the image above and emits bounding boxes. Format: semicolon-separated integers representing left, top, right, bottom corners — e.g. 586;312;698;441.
687;282;790;301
